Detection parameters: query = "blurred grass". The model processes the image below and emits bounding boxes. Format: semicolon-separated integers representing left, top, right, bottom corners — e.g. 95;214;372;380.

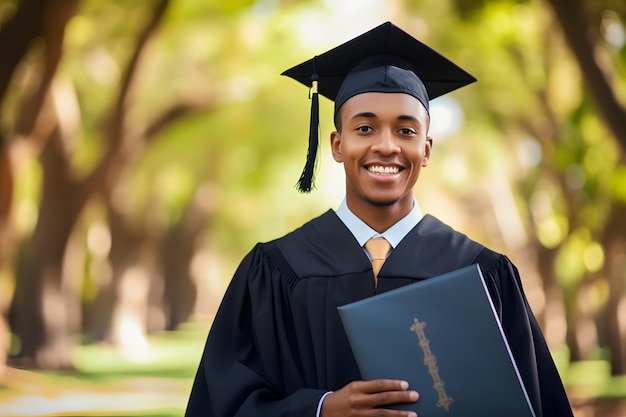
566;359;626;399
553;347;626;416
0;324;624;416
0;321;210;417
72;322;207;380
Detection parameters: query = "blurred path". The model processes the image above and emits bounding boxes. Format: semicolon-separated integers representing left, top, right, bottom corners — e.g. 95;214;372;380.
0;367;189;416
1;367;625;416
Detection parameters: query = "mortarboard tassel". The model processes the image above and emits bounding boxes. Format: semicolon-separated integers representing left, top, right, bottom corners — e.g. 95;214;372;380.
296;61;319;193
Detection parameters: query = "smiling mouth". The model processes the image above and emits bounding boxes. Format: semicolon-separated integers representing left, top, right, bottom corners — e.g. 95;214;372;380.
366;165;401;175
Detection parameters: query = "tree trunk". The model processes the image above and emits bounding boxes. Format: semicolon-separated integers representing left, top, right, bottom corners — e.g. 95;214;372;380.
107;201;153;353
0;0;46;100
0;141;13;378
161;186;216;330
3;0;79;370
602;202;626;375
9;123;85;369
87;194;147;343
606;242;626;375
0;140;13;265
535;244;569;349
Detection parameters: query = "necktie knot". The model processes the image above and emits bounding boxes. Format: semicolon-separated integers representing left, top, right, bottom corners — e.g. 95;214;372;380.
365;237;391;285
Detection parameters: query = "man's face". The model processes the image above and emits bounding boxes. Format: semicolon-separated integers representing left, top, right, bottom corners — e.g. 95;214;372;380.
331;92;432;215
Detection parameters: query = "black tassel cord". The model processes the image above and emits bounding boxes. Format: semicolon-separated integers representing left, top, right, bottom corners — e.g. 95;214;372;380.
296;63;320;193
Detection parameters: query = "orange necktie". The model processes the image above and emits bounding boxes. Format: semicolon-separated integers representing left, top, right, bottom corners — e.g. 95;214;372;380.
365;237;391;286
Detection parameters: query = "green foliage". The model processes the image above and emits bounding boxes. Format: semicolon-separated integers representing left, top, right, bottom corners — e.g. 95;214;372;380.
610;166;626;203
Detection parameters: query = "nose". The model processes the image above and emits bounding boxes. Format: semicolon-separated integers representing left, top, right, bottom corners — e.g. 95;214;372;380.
371;129;401;155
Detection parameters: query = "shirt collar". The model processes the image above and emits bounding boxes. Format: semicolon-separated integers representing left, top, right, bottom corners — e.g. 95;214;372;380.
335;198;424;248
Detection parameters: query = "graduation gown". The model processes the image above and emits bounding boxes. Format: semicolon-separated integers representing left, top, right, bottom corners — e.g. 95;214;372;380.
185;210;573;417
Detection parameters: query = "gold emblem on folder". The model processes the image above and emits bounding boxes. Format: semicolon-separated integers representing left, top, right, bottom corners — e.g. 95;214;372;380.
410;317;454;412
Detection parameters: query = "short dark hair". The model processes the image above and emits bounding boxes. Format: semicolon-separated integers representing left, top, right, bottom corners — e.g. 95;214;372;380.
334;107;344;132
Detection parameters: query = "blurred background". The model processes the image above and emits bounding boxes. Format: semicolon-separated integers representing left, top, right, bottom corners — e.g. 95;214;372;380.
0;0;625;416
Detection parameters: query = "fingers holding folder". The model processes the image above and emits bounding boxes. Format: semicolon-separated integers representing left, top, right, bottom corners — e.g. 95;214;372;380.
321;379;419;417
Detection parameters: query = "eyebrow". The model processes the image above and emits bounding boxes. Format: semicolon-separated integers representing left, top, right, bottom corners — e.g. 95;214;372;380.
351;112;377;120
351;112;421;123
397;114;420;122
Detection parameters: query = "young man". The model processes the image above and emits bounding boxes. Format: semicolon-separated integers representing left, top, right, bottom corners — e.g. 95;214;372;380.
185;22;574;417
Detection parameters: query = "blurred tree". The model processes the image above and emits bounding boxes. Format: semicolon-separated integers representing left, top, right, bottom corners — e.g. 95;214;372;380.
2;0;80;370
438;0;626;374
2;0;269;369
82;0;256;343
543;0;626;376
7;0;173;369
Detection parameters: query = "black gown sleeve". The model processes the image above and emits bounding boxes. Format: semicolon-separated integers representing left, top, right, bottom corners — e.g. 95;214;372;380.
476;248;574;417
185;243;326;417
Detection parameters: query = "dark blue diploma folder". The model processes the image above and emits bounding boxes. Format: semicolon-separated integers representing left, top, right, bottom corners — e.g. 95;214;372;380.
337;264;536;417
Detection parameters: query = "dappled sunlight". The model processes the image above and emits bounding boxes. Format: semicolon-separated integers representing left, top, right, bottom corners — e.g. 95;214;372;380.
112;267;150;359
602;11;626;48
190;248;227;320
544;287;568;347
116;316;150;361
487;174;528;250
429;97;464;140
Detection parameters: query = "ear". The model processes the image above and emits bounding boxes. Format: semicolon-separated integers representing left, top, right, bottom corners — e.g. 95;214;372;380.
422;136;433;167
330;131;343;163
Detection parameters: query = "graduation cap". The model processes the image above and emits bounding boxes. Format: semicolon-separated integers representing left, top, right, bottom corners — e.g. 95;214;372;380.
282;21;476;193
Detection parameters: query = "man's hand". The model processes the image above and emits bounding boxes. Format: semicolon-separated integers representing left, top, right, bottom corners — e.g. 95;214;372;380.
321;379;419;417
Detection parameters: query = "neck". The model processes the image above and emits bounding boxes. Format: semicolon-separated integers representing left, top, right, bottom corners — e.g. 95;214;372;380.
347;196;413;233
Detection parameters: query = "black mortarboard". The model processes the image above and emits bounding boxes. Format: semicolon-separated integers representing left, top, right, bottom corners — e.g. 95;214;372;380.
282;21;476;193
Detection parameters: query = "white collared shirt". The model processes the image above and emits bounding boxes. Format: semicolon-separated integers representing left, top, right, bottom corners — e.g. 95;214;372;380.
334;198;424;257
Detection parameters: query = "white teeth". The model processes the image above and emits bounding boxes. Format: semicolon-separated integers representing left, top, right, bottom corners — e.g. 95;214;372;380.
368;166;399;174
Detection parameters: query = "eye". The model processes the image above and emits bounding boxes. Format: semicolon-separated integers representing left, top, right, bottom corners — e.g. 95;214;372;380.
398;127;417;135
356;125;374;133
